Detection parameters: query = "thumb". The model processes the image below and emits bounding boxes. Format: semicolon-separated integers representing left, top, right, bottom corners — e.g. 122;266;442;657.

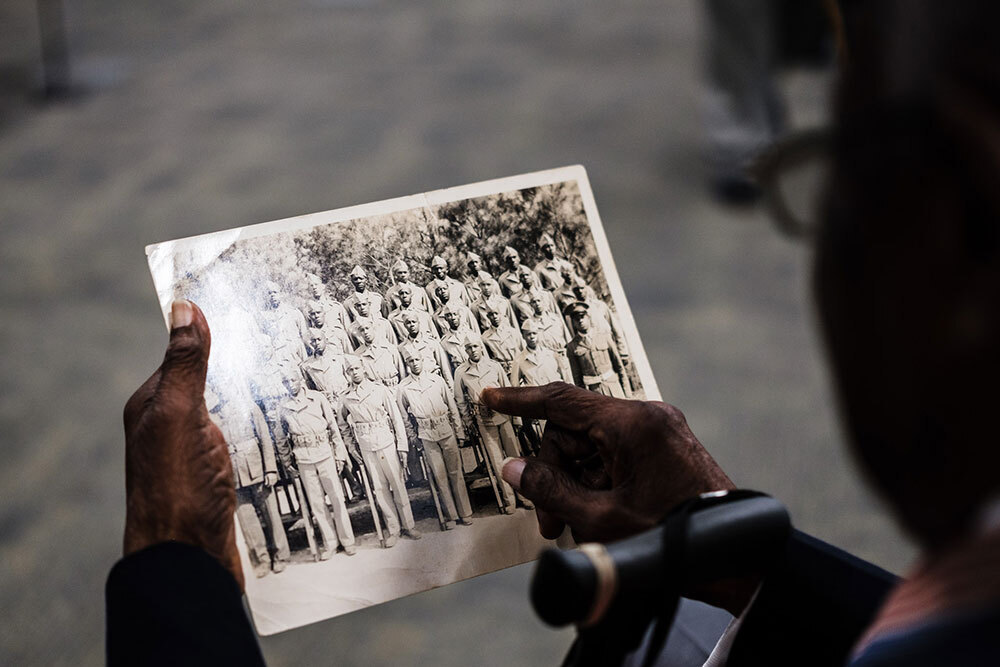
502;457;606;540
158;300;212;402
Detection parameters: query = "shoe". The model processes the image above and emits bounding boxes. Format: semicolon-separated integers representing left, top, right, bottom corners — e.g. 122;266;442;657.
319;549;332;561
443;521;455;530
384;534;398;548
272;559;288;574
458;517;474;527
403;528;422;540
503;505;516;515
254;563;271;578
343;544;357;556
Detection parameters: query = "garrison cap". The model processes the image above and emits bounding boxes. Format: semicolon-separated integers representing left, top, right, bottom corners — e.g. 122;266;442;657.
462;333;484;348
350;317;374;336
392;259;408;272
431;255;448;269
502;245;519;259
306;299;324;313
349;265;367;279
538;233;555;247
477;270;494;284
440;301;462;315
467;251;482;262
521;319;539;333
397;282;412;294
306;273;324;286
399;343;420;362
518;265;535;278
344;354;365;370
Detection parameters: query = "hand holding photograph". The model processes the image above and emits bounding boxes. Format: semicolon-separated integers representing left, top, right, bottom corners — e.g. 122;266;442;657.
146;165;659;635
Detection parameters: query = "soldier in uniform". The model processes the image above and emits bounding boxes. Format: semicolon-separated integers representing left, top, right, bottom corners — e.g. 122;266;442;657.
207;386;290;577
481;305;525;381
353;319;406;388
471;273;518;332
384;259;431;315
343;265;384;322
388;284;438;341
463;251;501;303
306;273;350;333
301;332;364;501
349;299;397;348
259;281;310;365
533;233;576;292
523;291;574;384
497;245;538;298
510;320;566;454
437;303;473;376
249;334;301;446
278;373;357;558
397;311;454;389
510;265;558;322
553;266;582;314
425;255;470;311
396;344;474;529
568;278;629;364
339;356;421;547
307;300;352;355
453;336;529;513
565;303;631;399
432;281;480;337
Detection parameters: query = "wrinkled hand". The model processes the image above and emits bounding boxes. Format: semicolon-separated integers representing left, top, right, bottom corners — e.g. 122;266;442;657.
482;382;734;544
122;300;243;589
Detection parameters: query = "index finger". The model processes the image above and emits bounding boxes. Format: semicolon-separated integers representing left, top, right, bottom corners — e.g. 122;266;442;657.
482;382;621;432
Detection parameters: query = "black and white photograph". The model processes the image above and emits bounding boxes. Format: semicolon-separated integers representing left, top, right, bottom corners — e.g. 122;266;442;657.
146;165;659;634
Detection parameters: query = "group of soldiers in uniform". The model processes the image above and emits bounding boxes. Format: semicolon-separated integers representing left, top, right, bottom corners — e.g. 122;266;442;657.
208;232;637;577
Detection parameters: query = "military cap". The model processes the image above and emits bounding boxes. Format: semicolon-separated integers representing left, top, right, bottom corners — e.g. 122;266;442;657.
502;245;519;259
306;299;324;313
392;259;409;272
350;317;373;336
349;265;367;278
344;354;365;370
476;270;494;284
520;319;539;333
431;255;448;269
467;251;482;262
565;302;590;318
483;302;500;315
397;282;412;294
264;280;280;292
440;301;462;315
462;333;484;348
538;233;556;247
399;343;420;362
518;265;535;278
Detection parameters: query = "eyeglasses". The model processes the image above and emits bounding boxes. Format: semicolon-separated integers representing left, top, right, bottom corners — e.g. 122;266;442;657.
746;127;831;241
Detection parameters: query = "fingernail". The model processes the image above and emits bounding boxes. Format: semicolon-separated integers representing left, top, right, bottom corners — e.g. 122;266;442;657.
501;457;525;490
170;300;193;330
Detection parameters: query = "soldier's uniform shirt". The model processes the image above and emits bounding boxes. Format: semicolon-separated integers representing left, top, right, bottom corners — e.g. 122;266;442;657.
250;351;300;449
463;273;501;304
310;323;351;356
260;305;310;364
278;389;354;550
426;276;470;310
389;307;439;342
433;302;481;338
534;256;576;291
398;335;454;388
357;343;405;387
339;380;414;534
498;264;539;298
525;311;574;383
453;358;519;508
512;346;565;387
396;373;471;519
384;281;431;315
510;287;559;322
567;331;628;398
210;400;290;564
343;290;385;322
301;353;351;402
584;297;628;357
481;323;525;377
349;315;397;349
438;327;472;375
554;286;579;314
471;294;518;332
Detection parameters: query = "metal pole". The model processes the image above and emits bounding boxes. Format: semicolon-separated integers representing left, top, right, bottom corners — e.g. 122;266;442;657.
419;449;446;530
291;478;319;561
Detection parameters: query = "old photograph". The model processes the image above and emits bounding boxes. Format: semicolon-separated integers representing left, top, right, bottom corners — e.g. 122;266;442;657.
146;165;659;635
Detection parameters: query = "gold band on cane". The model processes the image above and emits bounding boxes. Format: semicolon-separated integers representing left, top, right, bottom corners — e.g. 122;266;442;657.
578;542;618;627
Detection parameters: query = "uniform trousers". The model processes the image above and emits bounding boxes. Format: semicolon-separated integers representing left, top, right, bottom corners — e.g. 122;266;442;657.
590;378;626;399
421;435;472;520
361;447;415;536
299;458;355;550
476;420;520;509
235;483;290;565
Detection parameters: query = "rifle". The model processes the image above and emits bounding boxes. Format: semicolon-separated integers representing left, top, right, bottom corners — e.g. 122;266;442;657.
460;386;504;512
291;476;319;561
419;448;447;530
357;459;385;548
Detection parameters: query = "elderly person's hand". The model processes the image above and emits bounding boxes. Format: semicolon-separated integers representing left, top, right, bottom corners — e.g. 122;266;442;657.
122;300;242;589
482;382;735;544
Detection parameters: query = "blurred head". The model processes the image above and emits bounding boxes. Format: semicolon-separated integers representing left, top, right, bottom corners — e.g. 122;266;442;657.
311;334;326;356
465;339;484;363
443;309;461;330
569;304;591;333
310;281;324;300
540;234;556;259
398;284;413;308
349;266;367;291
355;300;370;318
529;292;545;314
403;312;420;338
345;357;366;384
393;261;410;283
265;282;281;308
814;1;1000;549
356;321;374;345
431;256;448;280
486;309;502;328
518;266;535;288
524;329;538;349
402;347;423;375
503;248;519;270
435;284;450;303
572;281;588;301
283;373;304;397
468;256;483;273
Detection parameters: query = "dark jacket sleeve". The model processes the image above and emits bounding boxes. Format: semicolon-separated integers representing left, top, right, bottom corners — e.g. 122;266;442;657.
106;542;266;667
727;530;898;667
